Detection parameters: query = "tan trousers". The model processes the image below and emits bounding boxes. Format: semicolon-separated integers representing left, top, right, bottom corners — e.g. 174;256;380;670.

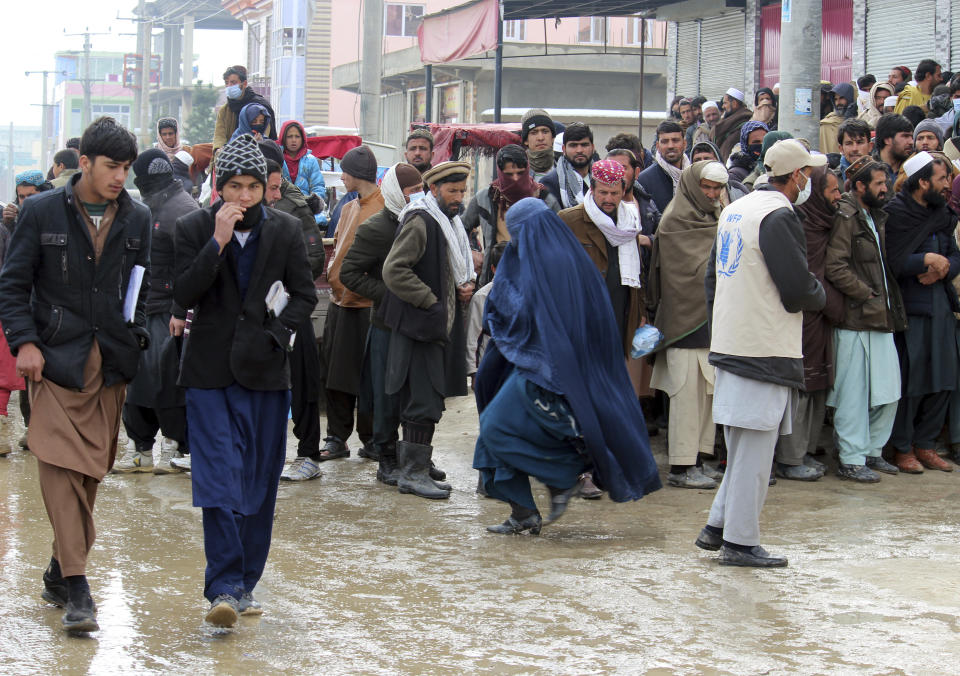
37;459;100;577
651;348;715;465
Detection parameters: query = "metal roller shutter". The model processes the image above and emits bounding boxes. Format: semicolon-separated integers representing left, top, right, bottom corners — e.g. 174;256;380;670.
675;20;701;98
865;0;936;76
953;3;960;71
698;12;745;102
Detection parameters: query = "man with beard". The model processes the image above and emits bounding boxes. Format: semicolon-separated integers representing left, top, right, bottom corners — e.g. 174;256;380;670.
212;65;277;159
895;59;942;114
2;171;53;230
712;88;753;162
696;140;825;567
883;152;959;474
541;122;594;209
637;120;691;213
772;166;845;482
463;144;560;286
874;114;915;183
339;163;424;486
689;100;721;149
520;108;556;180
113;149;198;474
912;119;943;152
605;133;654;171
381;161;476;500
404;129;435;174
824;156;906;482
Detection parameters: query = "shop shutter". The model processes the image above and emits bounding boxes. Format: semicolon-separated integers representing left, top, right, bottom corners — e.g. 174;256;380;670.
675;20;701;98
865;0;936;77
698;12;746;103
952;3;960;71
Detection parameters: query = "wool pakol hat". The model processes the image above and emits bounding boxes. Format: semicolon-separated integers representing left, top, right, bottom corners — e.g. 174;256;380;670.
763;139;827;176
422;161;471;186
216;133;267;191
590;159;625;185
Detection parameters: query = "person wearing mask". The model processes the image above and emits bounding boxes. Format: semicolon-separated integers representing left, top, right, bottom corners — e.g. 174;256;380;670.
154;117;189;162
727;121;769;184
473;198;660;535
173;134;317;626
712;88;753;162
648;161;730;489
883;152;959;474
212;65;277;157
339;163;424;486
637;120;690;213
519;108;557;180
230;103;271;144
695;140;826;567
859;81;896;128
873;114;915;183
895;60;942;115
541;122;595;209
278;120;326;205
824;156;906;482
380;161;476;500
114;149;198;475
772;166;845;481
463;144;560;287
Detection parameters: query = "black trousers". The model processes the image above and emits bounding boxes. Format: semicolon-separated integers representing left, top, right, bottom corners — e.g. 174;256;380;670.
399;342;446;427
290;318;322;457
367;325;400;450
890;390;951;453
326;389;373;444
122;402;188;452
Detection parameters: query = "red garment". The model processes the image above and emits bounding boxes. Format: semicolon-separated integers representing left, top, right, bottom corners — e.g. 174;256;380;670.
280;120;309;184
0;322;24;414
490;168;542;213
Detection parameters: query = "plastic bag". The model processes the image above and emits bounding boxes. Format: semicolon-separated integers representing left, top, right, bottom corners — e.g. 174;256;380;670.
630;324;663;359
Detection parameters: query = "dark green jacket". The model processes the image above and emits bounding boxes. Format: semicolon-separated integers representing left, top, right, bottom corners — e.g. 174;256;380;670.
275;179;325;278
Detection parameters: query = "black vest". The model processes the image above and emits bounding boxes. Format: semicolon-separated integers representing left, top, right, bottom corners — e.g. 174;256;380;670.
380;211;450;344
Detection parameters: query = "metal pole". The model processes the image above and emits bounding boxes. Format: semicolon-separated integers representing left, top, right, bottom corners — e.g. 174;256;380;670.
637;17;646;139
493;5;503;123
82;29;92;129
40;72;49;171
359;0;384;142
424;64;433;123
141;16;152;149
134;0;145;145
778;0;822;146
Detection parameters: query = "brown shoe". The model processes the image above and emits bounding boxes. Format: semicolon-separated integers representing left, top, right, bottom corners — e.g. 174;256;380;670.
914;448;953;472
895;451;924;474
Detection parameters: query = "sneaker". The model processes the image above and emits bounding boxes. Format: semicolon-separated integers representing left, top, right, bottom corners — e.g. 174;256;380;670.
865;455;899;475
280;456;323;481
238;591;263;616
113;445;153;473
154;438;182;474
205;594;239;627
667;466;717;489
170;454;191;472
836;463;881;483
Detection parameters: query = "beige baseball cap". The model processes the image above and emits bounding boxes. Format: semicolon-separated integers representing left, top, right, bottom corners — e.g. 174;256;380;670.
763;139;827;176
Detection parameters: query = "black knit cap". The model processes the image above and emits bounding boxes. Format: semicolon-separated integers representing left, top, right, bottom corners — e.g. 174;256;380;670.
340;145;378;182
258;140;284;166
216;133;268;191
520;108;556;142
132;148;173;177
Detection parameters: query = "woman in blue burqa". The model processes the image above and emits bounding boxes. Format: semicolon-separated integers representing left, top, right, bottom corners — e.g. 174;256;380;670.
473;198;661;535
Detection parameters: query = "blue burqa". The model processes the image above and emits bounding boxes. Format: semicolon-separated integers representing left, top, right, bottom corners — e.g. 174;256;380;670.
475;198;661;502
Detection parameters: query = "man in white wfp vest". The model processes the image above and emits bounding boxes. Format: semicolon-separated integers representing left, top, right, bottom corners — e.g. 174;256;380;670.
695;139;827;567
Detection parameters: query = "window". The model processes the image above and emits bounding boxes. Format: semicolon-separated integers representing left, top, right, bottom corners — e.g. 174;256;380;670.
504;19;525;41
92;104;131;128
385;3;424;37
578;16;608;44
248;23;262;75
627;17;648;45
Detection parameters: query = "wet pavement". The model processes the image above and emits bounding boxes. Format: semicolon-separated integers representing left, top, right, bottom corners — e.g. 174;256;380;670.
1;392;959;674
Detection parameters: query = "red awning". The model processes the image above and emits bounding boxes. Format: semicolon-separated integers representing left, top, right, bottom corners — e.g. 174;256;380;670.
305;135;362;160
422;123;523;163
417;0;499;64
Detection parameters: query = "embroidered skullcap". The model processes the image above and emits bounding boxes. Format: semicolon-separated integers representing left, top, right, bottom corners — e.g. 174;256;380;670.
15;169;45;186
903;151;934;178
590;158;626;185
700;162;729;184
847;155;883;185
725;87;745;102
215;133;267;191
421;161;472;186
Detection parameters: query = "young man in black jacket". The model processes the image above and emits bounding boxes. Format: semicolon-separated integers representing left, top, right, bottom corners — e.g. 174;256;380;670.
0;117;149;633
173;134;316;627
114;149;199;474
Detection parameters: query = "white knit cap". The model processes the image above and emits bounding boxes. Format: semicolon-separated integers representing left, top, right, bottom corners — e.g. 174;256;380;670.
702;101;719;112
701;161;729;184
883;95;898;107
174;150;194;167
725;87;745;102
903;151;934;177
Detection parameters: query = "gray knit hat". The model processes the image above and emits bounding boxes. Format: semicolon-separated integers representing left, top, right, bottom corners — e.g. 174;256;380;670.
216;133;268;191
913;118;944;148
520;108;555;142
340;145;378;182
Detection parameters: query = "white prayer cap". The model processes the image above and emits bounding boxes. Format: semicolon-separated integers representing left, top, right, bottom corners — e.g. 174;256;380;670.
701;161;729;184
174;150;194;167
725;87;745;102
702;100;719;112
883;95;898;108
553;132;564;153
903;151;934;178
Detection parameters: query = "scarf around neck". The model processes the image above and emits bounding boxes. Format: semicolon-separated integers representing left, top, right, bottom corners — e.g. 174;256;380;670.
557;155;587;208
156;128;182;161
280;121;308;183
655;150;690;190
398;191;473;286
583;191;643;288
526;148;554;174
491;168;541;214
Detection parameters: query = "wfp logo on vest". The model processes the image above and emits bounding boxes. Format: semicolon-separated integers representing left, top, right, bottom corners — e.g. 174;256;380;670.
716;226;743;278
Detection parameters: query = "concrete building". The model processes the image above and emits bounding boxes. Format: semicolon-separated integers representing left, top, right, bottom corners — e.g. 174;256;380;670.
52;52;137;148
1;126;44;203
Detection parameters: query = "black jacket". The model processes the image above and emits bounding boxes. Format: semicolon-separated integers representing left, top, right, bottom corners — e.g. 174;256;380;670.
636;163;675;214
0;175;152;389
141;178;199;316
274;179;325;278
339;206;397;330
174;203;317;391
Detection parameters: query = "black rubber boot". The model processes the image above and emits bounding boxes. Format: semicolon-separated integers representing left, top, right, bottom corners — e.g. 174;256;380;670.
545;477;585;524
397;441;450;500
487;501;542;535
376;443;400;486
62;576;98;634
42;557;68;607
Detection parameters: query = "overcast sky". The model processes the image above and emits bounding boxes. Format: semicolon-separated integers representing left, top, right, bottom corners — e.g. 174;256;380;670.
5;2;244;129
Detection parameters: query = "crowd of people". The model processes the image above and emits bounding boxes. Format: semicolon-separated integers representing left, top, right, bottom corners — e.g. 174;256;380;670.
2;55;960;635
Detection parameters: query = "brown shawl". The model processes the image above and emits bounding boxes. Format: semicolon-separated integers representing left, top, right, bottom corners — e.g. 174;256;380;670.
648;161;721;346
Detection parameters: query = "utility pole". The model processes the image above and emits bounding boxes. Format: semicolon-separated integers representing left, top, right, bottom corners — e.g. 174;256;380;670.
778;1;822;146
25;70;67;171
64;27;111;131
359;0;383;142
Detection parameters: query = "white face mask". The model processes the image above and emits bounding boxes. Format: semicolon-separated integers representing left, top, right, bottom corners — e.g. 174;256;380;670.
225;84;242;100
407;191;426;203
793;172;812;205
